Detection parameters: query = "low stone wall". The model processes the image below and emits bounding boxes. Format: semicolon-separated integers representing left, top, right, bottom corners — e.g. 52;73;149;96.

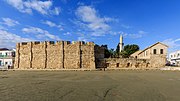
105;58;150;69
149;55;166;68
96;56;166;69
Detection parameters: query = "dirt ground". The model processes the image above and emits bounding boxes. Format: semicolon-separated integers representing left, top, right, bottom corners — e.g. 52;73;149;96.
0;70;180;101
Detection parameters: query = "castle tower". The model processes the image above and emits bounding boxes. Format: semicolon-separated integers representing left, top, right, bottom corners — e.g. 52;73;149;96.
119;34;124;52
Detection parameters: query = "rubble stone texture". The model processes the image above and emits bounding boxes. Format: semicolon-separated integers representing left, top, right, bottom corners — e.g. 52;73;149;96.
104;58;150;69
100;55;166;69
14;41;104;70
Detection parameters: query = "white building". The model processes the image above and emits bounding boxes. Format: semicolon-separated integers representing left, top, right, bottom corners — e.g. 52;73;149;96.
0;48;15;69
169;50;180;66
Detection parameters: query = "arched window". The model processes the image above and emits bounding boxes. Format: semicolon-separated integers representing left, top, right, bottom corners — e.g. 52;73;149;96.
160;49;163;54
153;49;157;54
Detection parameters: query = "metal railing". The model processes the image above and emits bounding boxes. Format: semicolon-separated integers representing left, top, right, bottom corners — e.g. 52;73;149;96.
0;55;14;58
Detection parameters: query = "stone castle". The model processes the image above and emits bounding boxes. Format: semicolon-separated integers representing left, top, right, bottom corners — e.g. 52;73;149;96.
14;36;168;70
14;41;104;70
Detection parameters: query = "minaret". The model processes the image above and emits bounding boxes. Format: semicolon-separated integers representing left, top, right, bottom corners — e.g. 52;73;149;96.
119;34;124;52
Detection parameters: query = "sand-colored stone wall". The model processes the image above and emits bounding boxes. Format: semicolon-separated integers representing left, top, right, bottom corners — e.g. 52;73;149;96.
102;54;166;69
15;41;103;70
31;42;46;69
105;58;150;69
64;41;81;69
81;43;96;69
149;55;166;68
46;41;64;69
17;42;31;69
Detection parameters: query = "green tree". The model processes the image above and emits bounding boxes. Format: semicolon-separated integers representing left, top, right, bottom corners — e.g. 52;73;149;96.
109;48;115;58
119;44;140;58
119;50;129;58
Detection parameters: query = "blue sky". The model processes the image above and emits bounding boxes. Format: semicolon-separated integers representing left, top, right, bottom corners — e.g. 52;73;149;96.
0;0;180;53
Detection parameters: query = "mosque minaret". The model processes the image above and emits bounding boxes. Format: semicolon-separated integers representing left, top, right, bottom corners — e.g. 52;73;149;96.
119;34;124;52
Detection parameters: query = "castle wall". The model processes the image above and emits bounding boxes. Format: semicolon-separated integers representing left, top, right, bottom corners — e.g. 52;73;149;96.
18;42;31;69
15;41;100;70
31;42;46;69
46;41;64;69
105;58;150;69
14;43;20;69
94;45;105;68
149;55;166;68
81;42;96;69
64;41;81;69
95;45;104;59
101;55;166;69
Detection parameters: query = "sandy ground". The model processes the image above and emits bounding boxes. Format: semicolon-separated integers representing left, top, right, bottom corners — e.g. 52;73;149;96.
0;70;180;101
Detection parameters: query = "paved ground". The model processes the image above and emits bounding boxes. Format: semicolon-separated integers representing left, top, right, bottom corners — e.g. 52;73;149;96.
0;70;180;101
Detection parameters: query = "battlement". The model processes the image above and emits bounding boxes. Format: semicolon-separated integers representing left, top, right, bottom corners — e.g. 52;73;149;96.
17;41;96;47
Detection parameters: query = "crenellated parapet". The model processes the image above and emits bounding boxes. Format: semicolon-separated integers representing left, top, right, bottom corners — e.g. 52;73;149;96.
17;41;95;46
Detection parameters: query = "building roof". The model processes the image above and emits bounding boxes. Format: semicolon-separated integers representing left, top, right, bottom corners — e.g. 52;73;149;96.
0;48;9;51
138;42;168;55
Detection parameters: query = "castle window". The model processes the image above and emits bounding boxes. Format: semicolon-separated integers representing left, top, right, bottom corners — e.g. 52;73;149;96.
153;49;157;54
160;49;163;54
117;63;119;67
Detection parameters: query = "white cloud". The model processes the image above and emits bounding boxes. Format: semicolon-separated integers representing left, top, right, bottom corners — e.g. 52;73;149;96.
115;30;146;38
52;7;61;15
0;29;32;48
78;36;87;42
22;27;61;40
162;38;180;52
1;18;19;27
42;20;63;31
63;32;71;35
5;0;60;15
75;5;117;36
0;25;7;30
42;20;56;27
121;24;131;29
